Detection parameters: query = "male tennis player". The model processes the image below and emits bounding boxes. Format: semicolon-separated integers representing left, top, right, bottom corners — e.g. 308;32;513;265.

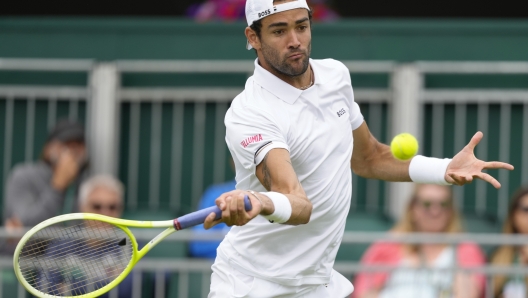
203;0;514;297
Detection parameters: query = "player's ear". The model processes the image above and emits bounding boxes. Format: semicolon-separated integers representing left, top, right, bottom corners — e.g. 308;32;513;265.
245;27;261;50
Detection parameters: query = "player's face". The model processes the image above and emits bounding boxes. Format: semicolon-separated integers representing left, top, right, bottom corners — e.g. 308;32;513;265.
411;185;452;233
513;194;528;234
258;8;311;77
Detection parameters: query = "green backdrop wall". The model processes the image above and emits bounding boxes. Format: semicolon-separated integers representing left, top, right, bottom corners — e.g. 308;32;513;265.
1;18;528;61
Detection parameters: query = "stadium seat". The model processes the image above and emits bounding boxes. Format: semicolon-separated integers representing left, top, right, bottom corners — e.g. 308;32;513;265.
335;212;393;261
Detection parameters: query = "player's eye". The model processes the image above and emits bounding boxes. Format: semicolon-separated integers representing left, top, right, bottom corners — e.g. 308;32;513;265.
298;25;308;31
273;29;285;35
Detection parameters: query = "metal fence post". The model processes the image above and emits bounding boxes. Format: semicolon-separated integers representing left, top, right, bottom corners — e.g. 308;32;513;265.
389;64;422;219
89;63;120;176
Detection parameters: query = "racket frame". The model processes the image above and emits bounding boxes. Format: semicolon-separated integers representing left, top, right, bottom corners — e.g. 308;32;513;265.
13;213;175;298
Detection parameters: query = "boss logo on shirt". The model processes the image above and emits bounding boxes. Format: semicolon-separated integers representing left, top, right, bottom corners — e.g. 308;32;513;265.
241;134;263;148
258;9;272;18
337;108;347;117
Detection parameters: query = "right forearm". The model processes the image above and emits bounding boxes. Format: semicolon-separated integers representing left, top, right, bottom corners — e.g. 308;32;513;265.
284;193;312;225
254;191;312;225
254;149;312;225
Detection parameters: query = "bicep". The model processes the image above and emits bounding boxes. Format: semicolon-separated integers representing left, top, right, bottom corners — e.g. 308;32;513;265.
351;121;380;166
255;148;305;197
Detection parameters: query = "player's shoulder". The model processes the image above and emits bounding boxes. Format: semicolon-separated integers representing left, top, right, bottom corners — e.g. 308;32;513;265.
226;78;278;122
312;58;347;68
311;58;348;73
311;58;350;83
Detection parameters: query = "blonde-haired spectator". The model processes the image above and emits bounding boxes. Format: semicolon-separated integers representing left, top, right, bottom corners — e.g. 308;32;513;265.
353;184;485;298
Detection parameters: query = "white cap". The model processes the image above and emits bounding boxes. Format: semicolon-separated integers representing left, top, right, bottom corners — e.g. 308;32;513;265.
245;0;310;50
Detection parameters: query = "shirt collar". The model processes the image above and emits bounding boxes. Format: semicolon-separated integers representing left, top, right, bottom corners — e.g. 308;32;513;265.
252;58;318;105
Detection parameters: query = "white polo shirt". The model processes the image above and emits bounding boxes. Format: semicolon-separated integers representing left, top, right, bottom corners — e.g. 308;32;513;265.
219;58;364;286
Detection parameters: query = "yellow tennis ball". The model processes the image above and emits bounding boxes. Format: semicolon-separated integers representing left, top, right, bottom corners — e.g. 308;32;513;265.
390;133;419;160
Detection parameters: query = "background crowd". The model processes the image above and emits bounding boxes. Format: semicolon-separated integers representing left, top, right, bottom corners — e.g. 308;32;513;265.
0;119;527;297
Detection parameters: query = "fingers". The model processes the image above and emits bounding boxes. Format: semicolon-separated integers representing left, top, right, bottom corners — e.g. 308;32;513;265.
475;172;501;189
217;192;254;227
448;172;502;189
484;161;514;171
448;173;473;186
228;196;239;225
203;212;222;230
465;131;483;151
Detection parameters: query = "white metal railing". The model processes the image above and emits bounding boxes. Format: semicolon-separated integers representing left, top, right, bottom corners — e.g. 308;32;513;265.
0;59;94;72
1;59;528;218
4;229;528;298
0;58;93;201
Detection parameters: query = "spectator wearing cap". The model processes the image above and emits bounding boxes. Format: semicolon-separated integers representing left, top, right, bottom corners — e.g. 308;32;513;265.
3;119;88;229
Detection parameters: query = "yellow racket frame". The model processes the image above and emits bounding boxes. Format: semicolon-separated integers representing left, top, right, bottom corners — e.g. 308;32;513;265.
13;213;176;298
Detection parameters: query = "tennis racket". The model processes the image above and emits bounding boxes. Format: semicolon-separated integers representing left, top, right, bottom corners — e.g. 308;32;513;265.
13;195;251;298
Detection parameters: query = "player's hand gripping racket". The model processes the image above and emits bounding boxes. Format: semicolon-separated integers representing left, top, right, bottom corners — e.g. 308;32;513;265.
13;195;251;298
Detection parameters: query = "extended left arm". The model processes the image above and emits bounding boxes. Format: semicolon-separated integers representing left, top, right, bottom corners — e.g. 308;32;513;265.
351;121;514;188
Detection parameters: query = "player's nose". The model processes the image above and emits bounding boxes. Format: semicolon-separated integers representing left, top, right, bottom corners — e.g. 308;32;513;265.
286;31;301;49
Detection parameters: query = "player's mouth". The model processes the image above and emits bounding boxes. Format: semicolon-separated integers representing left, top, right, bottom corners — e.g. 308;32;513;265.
288;53;304;60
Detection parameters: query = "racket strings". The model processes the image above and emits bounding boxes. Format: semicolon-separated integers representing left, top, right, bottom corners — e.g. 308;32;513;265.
22;227;132;295
17;220;133;296
29;239;130;290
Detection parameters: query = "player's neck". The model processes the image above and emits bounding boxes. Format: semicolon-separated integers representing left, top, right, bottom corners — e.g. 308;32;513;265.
258;59;313;90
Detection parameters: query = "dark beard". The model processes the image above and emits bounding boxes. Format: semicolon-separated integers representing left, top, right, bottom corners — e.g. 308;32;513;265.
261;41;311;78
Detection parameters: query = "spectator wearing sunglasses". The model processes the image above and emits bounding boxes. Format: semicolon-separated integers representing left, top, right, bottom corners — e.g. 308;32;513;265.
490;186;528;298
79;175;123;218
76;175;133;298
353;184;485;298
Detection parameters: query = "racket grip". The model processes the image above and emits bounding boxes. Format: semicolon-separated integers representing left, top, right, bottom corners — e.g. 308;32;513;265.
173;195;252;230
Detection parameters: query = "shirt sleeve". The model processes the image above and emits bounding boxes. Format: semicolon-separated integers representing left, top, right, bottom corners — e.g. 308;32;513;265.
341;63;364;131
225;106;289;168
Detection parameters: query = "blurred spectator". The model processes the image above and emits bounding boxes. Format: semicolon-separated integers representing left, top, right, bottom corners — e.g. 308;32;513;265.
78;175;124;218
39;175;133;298
353;184;485;298
3;119;88;229
188;158;236;259
490;186;528;298
187;0;338;22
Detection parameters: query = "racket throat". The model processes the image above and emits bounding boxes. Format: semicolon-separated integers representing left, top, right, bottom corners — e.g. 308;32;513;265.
173;219;183;231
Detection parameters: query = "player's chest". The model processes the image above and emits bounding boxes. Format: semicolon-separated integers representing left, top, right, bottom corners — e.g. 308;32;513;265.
285;95;353;165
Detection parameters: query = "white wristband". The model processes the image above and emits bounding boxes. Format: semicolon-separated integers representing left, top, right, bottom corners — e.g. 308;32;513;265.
409;155;452;185
260;192;292;224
